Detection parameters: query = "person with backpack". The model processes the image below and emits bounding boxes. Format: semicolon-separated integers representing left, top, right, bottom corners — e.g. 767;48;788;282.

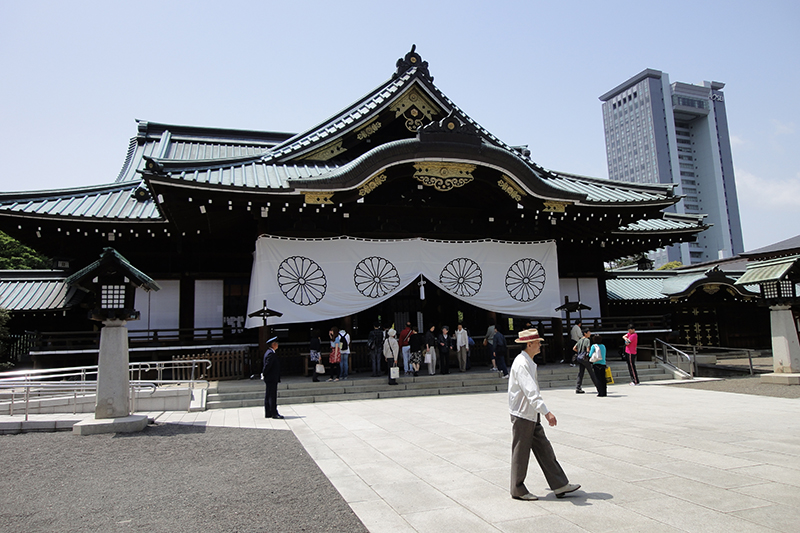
338;328;351;380
367;322;384;377
384;328;399;385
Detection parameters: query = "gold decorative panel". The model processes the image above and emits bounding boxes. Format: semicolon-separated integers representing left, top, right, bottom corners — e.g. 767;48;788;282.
299;139;345;161
413;162;475;192
359;173;387;196
542;200;570;213
390;87;440;132
356;121;381;141
304;192;334;205
498;175;526;202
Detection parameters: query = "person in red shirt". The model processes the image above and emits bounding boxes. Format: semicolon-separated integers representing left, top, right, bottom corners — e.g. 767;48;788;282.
398;321;413;375
622;325;639;385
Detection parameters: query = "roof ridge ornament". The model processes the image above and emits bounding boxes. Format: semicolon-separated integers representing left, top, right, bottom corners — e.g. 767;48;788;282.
418;110;480;145
394;44;433;81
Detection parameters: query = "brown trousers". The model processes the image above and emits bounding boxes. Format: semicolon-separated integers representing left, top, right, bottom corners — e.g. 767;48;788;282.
510;415;569;497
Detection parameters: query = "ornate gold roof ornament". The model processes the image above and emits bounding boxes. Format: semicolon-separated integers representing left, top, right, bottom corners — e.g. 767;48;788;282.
303;192;334;205
358;173;387;197
356;121;382;141
542;200;570;213
703;285;721;295
390;87;440;132
413;162;475;192
498;175;527;202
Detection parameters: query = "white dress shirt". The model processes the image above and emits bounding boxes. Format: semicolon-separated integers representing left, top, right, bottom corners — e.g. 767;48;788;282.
508;352;549;421
456;328;469;349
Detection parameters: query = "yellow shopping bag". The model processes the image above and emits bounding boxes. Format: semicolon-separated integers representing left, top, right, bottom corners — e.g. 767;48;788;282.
605;366;614;384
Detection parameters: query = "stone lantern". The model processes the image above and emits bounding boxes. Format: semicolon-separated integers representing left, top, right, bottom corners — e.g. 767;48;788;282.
735;254;800;384
67;248;160;435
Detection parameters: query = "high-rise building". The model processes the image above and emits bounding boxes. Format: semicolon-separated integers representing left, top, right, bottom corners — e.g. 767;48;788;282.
599;69;744;266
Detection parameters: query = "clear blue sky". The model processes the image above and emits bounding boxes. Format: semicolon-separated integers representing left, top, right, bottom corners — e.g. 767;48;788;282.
1;0;798;251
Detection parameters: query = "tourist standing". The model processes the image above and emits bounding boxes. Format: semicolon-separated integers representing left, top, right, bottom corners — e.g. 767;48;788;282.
398;321;413;375
408;326;425;377
327;327;341;382
309;329;322;382
508;328;580;500
485;323;496;371
437;326;451;375
338;329;351;380
565;319;583;365
262;336;283;419
574;327;600;394
623;324;639;385
493;327;509;378
590;334;608;397
384;328;399;385
455;323;469;372
425;325;437;375
368;322;384;377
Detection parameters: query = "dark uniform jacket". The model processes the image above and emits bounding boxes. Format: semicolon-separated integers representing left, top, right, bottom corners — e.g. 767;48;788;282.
262;348;281;384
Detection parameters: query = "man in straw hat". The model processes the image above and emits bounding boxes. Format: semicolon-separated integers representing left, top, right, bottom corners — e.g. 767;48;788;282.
508;328;580;500
263;336;284;419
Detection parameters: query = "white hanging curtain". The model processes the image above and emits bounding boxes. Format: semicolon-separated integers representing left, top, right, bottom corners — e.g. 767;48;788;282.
245;235;561;327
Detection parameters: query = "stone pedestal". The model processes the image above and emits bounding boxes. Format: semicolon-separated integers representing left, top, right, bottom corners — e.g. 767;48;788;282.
769;305;800;374
95;319;131;419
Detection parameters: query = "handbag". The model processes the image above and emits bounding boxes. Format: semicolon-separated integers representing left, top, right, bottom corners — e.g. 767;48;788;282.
605;366;614;384
390;366;400;380
589;346;601;363
315;363;325;374
424;349;432;364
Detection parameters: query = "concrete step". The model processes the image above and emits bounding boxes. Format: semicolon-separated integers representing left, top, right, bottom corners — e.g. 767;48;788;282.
204;361;674;410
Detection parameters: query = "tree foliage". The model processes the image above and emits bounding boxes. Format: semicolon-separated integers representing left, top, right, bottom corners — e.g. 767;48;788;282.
0;231;50;270
605;256;637;270
0;307;11;369
657;261;683;270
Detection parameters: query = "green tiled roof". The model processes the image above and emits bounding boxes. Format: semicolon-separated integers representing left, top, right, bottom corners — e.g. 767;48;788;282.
734;254;800;286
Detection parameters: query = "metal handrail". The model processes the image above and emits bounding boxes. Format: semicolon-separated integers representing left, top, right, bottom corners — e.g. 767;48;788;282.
653;339;695;379
0;360;211;420
660;343;756;375
0;381;157;421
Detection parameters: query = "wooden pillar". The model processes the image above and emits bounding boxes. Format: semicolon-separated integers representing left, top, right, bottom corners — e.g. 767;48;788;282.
551;317;563;363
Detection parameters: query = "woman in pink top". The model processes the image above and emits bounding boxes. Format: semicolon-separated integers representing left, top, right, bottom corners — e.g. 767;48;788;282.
622;325;639;385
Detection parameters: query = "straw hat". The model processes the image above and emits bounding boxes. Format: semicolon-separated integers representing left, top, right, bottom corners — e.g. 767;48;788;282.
514;329;542;343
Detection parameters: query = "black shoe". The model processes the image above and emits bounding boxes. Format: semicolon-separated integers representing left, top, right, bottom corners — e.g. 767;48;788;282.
272;414;285;419
576;389;585;394
413;371;419;377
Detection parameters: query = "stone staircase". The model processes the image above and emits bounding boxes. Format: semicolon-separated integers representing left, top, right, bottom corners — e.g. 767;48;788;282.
206;361;672;409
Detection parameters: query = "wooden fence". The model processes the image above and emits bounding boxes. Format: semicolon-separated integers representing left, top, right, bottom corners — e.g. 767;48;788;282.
172;349;253;381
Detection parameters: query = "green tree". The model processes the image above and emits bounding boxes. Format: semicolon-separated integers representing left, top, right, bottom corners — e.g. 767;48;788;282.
657;261;683;270
0;307;11;370
0;231;50;270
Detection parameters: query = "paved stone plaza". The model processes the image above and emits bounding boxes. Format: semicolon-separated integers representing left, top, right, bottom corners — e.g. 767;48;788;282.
2;382;799;532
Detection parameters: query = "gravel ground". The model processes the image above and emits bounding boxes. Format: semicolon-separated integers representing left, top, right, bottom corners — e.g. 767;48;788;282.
666;375;800;399
0;424;368;533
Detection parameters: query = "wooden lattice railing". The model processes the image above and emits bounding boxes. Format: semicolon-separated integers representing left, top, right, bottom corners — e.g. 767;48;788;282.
172;349;251;381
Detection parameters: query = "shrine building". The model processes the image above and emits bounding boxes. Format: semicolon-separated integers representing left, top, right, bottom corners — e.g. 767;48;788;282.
0;47;710;367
